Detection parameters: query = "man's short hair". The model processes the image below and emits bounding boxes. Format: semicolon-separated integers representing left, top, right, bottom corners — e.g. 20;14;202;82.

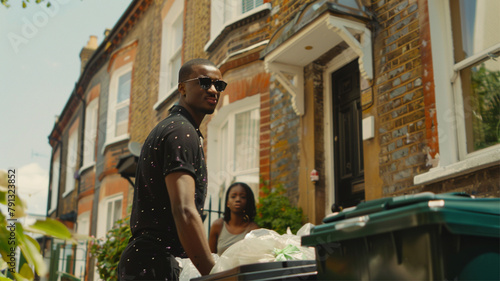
178;58;217;83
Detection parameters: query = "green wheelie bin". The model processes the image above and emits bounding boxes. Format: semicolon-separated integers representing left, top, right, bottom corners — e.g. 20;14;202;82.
301;192;500;280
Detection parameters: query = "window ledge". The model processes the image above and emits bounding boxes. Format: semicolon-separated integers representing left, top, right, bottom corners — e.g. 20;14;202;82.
102;134;130;154
62;189;74;198
414;146;500;185
79;162;95;175
154;88;178;111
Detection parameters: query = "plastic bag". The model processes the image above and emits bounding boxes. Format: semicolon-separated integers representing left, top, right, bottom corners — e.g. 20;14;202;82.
274;244;304;261
210;223;315;274
176;253;219;281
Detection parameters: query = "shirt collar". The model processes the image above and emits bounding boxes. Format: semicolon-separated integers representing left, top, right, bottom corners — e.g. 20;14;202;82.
169;105;204;138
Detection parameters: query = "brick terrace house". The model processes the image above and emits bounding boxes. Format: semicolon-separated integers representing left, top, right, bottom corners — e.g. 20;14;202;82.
44;0;499;280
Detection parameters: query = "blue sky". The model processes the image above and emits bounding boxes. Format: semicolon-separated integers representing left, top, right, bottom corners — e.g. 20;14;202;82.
0;0;132;215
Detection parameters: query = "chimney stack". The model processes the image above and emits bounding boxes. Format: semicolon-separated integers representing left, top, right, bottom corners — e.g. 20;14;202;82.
79;35;98;74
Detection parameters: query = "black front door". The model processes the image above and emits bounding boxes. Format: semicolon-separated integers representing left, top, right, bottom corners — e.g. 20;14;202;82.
332;59;365;208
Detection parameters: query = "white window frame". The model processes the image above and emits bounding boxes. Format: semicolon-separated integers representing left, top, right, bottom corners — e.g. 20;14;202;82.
206;0;270;51
58;243;74;275
75;211;90;280
63;127;78;197
104;63;132;151
155;0;184;109
96;194;123;239
77;211;90;235
207;95;260;225
48;149;60;214
73;240;88;280
81;98;99;171
414;0;500;185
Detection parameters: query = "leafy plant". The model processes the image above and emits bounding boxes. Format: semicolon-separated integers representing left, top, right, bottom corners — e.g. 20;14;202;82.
89;215;130;281
255;181;304;235
0;170;74;280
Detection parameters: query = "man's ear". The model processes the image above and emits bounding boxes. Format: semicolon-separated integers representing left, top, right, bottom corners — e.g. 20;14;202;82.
178;82;185;96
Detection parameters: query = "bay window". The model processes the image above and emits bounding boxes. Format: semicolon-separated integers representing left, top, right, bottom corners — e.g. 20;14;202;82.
415;0;500;184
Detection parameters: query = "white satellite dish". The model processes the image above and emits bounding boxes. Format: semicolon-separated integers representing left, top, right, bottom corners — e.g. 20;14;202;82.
128;141;142;157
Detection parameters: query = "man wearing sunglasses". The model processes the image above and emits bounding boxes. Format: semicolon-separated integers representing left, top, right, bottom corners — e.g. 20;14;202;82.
118;58;226;280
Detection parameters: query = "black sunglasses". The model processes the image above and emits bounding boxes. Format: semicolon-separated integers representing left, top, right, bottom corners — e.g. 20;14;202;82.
180;77;227;92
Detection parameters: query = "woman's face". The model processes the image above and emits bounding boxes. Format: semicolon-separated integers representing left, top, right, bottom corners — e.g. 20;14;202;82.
227;185;248;213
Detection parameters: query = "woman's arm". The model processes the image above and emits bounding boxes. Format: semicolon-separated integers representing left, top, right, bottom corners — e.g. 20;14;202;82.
208;218;223;253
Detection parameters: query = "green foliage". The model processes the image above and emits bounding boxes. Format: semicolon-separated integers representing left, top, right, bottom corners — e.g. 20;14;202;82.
89;216;130;281
1;0;52;8
254;181;304;235
471;64;500;150
0;170;75;280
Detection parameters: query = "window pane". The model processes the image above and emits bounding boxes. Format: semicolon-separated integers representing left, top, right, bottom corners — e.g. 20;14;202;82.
170;55;182;89
50;158;60;211
451;0;500;61
338;0;361;9
115;106;129;136
106;198;122;232
66;131;78;193
234;108;260;171
117;71;132;103
173;15;183;49
242;0;263;14
114;199;122;223
83;101;98;165
461;59;500;152
106;201;113;231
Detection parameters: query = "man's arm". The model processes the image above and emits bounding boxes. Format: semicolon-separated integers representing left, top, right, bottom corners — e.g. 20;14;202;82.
166;171;215;275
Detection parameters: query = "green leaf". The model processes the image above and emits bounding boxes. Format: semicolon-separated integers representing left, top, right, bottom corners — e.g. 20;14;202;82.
12;272;30;281
0;258;7;271
0;224;14;263
24;218;72;240
0;187;7;205
15;223;47;276
19;263;34;280
22;1;26;8
0;170;8;188
1;1;11;8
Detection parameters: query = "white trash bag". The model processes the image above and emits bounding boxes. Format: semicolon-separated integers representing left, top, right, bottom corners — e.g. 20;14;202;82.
210;223;316;274
176;253;219;281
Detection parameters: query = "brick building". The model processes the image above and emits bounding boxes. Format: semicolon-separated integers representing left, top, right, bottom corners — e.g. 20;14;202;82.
45;0;499;279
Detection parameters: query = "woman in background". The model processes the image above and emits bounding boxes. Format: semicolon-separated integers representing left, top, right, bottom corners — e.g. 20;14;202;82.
209;182;259;255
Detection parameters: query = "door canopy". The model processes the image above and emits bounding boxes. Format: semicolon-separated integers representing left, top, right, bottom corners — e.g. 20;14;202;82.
262;0;373;116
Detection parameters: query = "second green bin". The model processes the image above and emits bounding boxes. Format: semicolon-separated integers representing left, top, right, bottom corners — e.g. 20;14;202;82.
301;192;500;280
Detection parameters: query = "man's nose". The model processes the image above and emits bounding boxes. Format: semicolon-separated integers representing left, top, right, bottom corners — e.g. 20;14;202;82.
208;83;218;93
